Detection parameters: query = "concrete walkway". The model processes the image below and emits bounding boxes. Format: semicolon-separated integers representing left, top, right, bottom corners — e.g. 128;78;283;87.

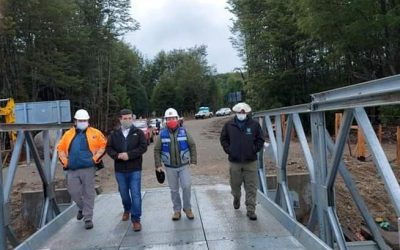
19;185;306;250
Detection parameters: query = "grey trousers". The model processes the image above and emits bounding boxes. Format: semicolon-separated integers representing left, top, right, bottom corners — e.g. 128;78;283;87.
229;161;258;212
165;165;192;212
67;167;96;221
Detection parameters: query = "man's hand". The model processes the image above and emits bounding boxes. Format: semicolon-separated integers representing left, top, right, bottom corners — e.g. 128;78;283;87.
190;163;196;168
156;166;164;172
118;152;129;161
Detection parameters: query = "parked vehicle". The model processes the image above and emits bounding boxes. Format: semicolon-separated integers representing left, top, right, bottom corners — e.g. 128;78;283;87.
133;119;153;145
195;107;213;119
215;107;232;116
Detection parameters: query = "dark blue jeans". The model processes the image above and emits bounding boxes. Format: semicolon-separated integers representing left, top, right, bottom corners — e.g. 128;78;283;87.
115;171;142;222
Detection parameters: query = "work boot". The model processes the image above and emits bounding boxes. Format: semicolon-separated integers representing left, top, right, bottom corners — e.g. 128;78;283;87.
84;220;94;229
172;211;181;221
76;210;83;220
184;209;194;220
233;197;240;209
246;211;257;221
132;221;142;232
122;211;130;221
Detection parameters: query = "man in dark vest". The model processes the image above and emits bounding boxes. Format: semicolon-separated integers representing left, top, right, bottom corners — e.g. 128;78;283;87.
220;102;264;220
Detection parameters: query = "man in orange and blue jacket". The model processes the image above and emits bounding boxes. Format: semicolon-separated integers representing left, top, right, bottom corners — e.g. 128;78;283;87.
57;109;106;230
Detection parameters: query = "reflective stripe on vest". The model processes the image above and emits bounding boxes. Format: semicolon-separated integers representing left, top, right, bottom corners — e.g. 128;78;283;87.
160;127;190;167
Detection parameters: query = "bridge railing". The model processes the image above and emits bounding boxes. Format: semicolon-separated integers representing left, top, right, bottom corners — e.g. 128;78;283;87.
253;74;400;250
0;124;70;250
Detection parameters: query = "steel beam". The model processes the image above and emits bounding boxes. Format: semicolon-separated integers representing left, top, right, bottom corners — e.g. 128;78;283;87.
0;123;71;132
265;115;278;162
293;114;315;181
24;131;60;228
325;131;388;250
311;112;333;246
353;107;400;216
325;109;353;199
277;115;295;217
3;131;24;201
311;74;400;103
327;207;347;250
312;92;400;111
253;103;311;117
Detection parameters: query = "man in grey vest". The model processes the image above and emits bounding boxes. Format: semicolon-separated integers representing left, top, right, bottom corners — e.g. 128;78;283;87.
154;108;197;220
220;102;264;220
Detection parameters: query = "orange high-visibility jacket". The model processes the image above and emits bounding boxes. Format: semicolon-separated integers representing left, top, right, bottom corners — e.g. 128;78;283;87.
57;127;107;168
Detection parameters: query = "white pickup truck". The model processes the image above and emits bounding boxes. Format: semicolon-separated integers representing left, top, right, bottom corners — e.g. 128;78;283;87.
195;107;213;119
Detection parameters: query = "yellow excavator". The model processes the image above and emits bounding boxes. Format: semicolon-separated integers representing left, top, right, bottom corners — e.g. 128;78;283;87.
0;98;16;124
0;98;16;163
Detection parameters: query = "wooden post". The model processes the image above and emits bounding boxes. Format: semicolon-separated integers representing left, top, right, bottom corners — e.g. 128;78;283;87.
335;113;343;139
397;126;400;166
291;127;296;141
356;127;366;161
378;124;382;143
281;114;286;137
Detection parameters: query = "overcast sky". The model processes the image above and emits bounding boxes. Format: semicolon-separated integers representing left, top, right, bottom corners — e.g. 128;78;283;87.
124;0;243;73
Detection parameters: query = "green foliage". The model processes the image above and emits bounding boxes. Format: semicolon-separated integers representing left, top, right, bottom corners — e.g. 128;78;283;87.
0;0;222;126
146;46;215;116
151;74;177;116
228;0;400;111
0;0;141;130
379;106;400;125
214;72;243;107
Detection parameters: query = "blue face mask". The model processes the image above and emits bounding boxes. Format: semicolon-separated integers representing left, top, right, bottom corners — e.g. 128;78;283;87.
76;121;89;130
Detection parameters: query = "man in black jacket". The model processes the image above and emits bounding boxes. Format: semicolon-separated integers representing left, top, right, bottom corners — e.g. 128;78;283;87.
106;109;147;231
220;102;264;220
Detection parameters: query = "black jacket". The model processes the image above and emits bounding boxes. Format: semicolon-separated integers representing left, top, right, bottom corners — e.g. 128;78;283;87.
220;117;264;163
106;125;148;172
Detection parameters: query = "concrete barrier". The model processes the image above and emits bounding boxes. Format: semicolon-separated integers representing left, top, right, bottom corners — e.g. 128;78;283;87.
266;173;311;223
21;186;102;227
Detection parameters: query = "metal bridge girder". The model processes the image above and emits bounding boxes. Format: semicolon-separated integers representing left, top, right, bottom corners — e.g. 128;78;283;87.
254;75;400;249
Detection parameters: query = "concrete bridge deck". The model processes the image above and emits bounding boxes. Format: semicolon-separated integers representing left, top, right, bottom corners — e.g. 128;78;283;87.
16;185;318;250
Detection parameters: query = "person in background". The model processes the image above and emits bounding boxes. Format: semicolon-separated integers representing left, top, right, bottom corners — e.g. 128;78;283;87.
220;102;264;220
57;109;107;229
155;119;161;131
106;109;147;232
154;108;197;220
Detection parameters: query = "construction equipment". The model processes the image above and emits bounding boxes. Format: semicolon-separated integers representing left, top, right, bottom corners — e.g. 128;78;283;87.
0;98;16;124
0;98;16;164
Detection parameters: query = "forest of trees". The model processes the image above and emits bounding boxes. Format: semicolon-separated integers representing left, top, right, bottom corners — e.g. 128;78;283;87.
228;0;400;115
1;0;399;130
0;0;243;131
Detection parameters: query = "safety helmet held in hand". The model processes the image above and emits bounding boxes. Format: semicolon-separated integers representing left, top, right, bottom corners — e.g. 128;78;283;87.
164;108;179;118
74;109;90;120
155;169;165;184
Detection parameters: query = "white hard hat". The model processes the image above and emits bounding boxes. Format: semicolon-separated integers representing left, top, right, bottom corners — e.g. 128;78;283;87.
232;102;252;113
74;109;90;120
164;108;179;118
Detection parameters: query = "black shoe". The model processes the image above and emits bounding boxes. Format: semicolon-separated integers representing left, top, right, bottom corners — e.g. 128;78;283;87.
246;211;257;220
76;210;83;220
85;220;93;229
233;197;240;209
